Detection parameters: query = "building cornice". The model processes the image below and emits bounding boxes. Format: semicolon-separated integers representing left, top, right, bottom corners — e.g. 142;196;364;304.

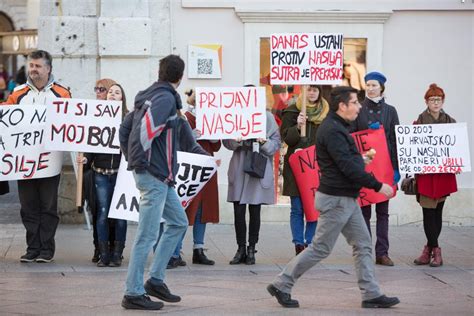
234;10;393;24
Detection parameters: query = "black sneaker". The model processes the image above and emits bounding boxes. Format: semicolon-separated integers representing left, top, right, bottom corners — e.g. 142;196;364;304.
20;253;39;263
121;294;164;310
144;280;181;303
36;254;54;263
166;256;187;269
362;295;400;308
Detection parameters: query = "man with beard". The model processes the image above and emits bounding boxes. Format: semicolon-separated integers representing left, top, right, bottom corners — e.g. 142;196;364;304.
3;50;71;263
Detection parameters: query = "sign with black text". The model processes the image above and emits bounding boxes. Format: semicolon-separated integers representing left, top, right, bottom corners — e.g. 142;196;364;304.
0;104;62;180
270;33;343;85
395;123;471;174
195;87;266;140
45;98;122;154
108;152;218;222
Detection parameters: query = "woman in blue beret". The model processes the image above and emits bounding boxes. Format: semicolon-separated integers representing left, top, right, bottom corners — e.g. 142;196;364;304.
350;71;400;266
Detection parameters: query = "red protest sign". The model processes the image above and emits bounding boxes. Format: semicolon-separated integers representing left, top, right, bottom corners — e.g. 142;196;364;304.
351;127;396;206
288;145;320;222
288;128;396;217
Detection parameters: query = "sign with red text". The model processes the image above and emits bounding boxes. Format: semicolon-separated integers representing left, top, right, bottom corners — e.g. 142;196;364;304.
109;152;218;222
0;104;62;180
45;98;122;154
352;128;396;206
395;123;471;174
195;87;266;140
289;146;320;222
270;33;343;85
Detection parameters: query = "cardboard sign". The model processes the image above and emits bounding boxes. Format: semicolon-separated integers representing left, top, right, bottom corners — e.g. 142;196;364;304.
195;87;266;140
45;98;122;154
108;152;218;222
0;104;62;180
395;123;471;173
270;33;344;85
288;128;396;212
352;128;396;206
288;145;320;222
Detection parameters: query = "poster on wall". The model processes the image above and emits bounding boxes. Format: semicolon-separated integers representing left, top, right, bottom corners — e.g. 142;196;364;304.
188;44;223;79
395;123;471;174
270;33;344;85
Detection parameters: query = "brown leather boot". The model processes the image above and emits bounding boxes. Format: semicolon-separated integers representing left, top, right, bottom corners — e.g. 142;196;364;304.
430;247;443;267
414;245;432;265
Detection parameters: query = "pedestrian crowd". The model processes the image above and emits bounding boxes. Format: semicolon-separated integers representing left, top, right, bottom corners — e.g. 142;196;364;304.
0;50;460;311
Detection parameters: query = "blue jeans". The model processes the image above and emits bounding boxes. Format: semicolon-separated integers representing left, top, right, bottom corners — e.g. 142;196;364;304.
172;204;207;258
125;171;188;296
94;173;127;242
290;196;317;246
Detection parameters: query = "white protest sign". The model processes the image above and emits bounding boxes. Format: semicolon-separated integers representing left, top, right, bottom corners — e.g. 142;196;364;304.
45;98;122;154
395;123;471;174
108;152;218;222
270;33;344;85
0;104;62;180
107;156;140;221
195;86;266;140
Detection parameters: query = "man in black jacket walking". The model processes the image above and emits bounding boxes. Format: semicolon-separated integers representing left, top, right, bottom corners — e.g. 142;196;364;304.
267;86;400;309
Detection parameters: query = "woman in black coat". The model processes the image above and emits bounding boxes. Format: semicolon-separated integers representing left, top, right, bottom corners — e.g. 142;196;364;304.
351;71;400;266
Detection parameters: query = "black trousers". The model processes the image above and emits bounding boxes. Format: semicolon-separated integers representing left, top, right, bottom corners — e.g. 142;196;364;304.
422;201;445;248
233;202;261;246
17;175;60;257
361;200;390;257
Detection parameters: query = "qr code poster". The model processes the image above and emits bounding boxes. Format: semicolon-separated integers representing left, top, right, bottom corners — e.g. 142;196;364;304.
188;44;222;79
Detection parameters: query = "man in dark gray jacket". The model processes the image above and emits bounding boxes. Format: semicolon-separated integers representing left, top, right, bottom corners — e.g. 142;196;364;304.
121;55;188;311
267;86;400;309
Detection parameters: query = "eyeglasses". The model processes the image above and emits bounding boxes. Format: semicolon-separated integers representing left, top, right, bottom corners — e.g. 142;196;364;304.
94;86;107;93
428;97;443;104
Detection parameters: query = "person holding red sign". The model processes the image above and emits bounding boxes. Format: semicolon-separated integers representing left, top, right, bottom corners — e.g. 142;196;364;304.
351;71;400;266
413;83;457;268
267;86;399;309
224;100;281;265
281;85;329;255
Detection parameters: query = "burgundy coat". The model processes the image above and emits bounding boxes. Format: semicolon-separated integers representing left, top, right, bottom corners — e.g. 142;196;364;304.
414;114;457;199
416;173;457;200
184;111;221;225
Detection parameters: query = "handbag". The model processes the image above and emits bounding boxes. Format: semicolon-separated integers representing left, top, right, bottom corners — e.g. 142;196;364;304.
243;151;267;179
401;175;417;195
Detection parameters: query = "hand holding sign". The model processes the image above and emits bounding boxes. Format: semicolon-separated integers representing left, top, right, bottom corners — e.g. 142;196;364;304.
296;112;306;130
